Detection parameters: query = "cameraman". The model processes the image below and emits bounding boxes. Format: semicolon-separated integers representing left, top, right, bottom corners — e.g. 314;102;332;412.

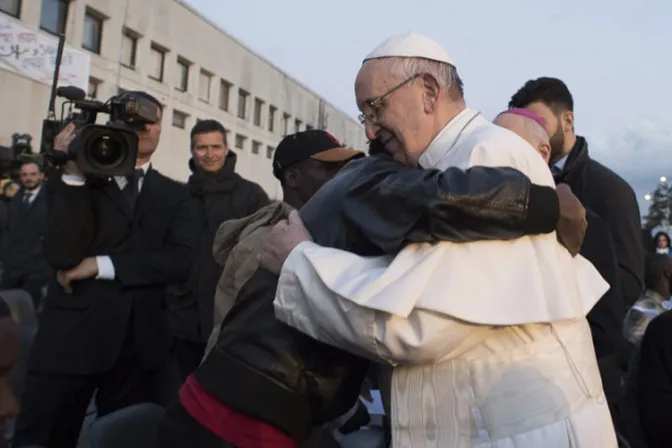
12;92;196;448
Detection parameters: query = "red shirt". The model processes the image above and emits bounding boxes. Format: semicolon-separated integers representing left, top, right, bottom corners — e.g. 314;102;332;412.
179;374;298;448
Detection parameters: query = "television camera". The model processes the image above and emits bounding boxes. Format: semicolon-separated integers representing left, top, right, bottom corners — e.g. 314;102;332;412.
40;34;161;177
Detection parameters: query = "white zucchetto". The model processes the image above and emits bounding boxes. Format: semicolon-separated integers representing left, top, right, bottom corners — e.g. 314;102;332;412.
363;33;455;66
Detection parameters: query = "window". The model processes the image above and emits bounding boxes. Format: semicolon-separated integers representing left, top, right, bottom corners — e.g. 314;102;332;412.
120;28;137;68
219;79;231;111
149;43;166;81
306;124;314;131
294;119;302;133
175;57;189;91
40;0;69;35
234;134;246;150
0;0;21;17
253;98;263;127
87;77;101;99
199;70;212;102
172;110;188;129
282;113;290;136
266;146;274;159
82;9;103;54
251;140;261;155
268;106;276;132
237;89;248;119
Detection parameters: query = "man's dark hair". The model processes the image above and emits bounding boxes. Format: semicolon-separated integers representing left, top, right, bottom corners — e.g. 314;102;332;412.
508;77;574;113
21;160;42;172
190;119;228;149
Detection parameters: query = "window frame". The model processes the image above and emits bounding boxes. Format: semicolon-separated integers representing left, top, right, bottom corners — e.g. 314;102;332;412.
149;43;167;82
39;0;69;36
82;8;104;54
120;28;138;68
0;0;21;18
175;57;190;92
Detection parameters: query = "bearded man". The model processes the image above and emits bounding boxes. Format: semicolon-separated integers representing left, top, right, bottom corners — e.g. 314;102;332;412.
264;34;618;447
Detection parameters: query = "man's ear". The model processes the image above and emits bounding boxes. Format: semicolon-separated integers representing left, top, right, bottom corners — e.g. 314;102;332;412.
283;167;300;189
562;111;574;133
539;143;551;164
422;74;441;113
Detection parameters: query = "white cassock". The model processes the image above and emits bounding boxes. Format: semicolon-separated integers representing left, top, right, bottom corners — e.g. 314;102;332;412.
273;108;618;447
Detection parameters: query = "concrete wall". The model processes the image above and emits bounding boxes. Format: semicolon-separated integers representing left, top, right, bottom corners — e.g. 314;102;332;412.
0;0;367;198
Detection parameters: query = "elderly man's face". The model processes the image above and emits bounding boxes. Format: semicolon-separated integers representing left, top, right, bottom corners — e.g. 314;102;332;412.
494;113;551;163
355;61;437;166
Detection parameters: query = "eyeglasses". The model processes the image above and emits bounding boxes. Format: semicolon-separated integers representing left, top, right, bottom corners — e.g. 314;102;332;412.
357;74;421;125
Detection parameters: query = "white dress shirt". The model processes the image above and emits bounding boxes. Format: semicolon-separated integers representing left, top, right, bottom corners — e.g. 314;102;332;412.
60;162;151;280
22;184;41;204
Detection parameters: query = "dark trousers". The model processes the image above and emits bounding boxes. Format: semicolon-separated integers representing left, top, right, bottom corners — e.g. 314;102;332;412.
174;338;206;380
12;332;162;448
156;401;236;448
1;270;46;311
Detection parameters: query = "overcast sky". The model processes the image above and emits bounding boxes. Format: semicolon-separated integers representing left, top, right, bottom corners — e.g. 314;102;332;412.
186;0;671;215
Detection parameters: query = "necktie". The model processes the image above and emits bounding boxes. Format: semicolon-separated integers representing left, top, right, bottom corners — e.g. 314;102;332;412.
122;168;144;208
23;191;32;205
551;165;563;176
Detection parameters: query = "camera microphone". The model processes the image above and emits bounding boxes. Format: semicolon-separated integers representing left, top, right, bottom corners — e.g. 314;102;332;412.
56;86;86;101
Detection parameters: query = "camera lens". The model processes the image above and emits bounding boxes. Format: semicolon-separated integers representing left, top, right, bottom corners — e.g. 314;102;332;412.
87;133;126;169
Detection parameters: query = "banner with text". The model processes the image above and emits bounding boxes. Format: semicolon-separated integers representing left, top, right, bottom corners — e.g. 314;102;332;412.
0;17;90;91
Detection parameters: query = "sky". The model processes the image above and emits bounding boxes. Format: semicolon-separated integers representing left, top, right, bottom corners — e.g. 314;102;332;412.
185;0;671;215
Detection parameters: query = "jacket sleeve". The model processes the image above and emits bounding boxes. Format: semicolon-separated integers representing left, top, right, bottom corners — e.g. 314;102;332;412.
110;185;196;287
42;177;97;270
341;156;559;253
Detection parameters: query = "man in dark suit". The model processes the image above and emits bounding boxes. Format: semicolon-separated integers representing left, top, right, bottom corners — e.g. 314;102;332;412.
509;77;644;309
12;91;196;448
1;162;50;309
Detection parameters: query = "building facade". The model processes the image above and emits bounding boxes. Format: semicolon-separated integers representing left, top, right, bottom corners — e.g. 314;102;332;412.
0;0;367;197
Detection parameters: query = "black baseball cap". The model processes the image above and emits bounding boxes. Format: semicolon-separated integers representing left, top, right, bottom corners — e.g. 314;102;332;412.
272;129;364;179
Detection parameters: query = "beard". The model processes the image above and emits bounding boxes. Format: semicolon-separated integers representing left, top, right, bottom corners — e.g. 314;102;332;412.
549;119;566;164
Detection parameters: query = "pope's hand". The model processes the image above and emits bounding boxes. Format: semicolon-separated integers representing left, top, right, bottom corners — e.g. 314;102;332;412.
555;183;587;256
57;257;99;294
258;210;312;275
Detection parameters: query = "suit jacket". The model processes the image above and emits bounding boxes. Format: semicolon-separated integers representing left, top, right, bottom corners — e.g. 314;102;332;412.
555;136;644;307
27;168;196;375
1;186;49;278
580;210;625;412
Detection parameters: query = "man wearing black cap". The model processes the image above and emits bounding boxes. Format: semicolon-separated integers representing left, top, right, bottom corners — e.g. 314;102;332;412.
157;135;588;447
204;129;363;355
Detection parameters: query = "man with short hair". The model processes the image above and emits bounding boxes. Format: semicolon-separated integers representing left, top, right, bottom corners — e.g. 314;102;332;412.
1;161;49;309
493;108;552;161
13;91;196;448
508;77;644;309
204;129;363;355
265;34;616;446
168;119;269;379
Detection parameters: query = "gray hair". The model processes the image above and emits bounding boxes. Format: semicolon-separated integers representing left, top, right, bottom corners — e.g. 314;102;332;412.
373;57;464;101
524;117;550;148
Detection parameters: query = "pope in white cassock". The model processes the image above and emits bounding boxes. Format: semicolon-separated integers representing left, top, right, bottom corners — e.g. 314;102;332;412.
260;33;618;447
